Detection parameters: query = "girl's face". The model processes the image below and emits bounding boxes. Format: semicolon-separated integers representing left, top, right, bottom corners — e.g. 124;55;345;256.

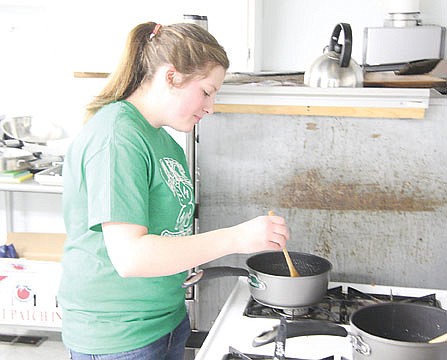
165;65;226;132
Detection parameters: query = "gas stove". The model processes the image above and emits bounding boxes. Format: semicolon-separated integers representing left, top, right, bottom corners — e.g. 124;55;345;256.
243;284;441;325
194;278;447;360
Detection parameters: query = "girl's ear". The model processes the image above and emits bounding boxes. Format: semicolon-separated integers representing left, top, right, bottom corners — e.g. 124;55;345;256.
166;68;175;86
165;65;183;87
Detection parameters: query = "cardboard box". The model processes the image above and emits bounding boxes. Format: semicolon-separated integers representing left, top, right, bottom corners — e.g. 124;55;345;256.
0;232;65;329
6;232;66;262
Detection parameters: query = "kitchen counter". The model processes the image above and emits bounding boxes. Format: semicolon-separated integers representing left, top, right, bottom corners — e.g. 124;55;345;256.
215;83;431;119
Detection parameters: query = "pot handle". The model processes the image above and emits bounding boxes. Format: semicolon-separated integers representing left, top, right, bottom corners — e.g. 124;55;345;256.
273;317;287;360
182;266;249;288
253;320;348;347
328;23;352;68
350;335;371;356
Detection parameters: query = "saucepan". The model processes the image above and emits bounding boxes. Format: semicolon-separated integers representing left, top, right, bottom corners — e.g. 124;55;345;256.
253;302;447;360
183;251;332;309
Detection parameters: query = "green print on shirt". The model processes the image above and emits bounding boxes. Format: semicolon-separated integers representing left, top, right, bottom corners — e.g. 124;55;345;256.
159;157;194;236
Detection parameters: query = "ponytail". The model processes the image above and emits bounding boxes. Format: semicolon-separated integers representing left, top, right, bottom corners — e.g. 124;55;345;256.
84;21;229;122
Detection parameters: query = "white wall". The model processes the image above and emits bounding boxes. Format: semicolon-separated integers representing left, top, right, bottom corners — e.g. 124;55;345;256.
0;0;251;132
260;0;447;71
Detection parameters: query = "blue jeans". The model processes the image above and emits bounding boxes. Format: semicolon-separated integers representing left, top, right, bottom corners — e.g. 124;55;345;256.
68;315;191;360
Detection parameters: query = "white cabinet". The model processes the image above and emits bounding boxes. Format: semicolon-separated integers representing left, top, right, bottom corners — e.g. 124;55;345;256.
68;0;256;73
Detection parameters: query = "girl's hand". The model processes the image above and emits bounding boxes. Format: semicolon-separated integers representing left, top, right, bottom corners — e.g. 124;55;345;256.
230;215;290;254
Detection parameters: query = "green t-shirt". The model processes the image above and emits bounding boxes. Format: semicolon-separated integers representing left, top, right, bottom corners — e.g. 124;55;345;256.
58;101;194;354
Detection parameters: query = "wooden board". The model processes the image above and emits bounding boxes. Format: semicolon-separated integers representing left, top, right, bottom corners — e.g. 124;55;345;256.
74;72;110;78
214;104;425;119
364;72;446;88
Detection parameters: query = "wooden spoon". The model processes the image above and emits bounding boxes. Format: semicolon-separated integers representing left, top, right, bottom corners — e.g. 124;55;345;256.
429;332;447;344
268;210;300;277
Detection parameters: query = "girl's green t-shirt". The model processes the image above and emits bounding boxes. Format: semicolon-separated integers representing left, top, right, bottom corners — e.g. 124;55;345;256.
58;101;194;354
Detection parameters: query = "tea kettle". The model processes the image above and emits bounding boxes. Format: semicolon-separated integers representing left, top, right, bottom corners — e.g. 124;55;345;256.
304;23;363;88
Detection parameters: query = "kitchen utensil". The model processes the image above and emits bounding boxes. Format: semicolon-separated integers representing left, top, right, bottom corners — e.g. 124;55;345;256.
363;59;441;75
1;116;66;144
268;210;299;277
282;249;299;277
429;332;447;344
0;147;36;171
304;23;363;88
183;251;332;309
254;302;447;360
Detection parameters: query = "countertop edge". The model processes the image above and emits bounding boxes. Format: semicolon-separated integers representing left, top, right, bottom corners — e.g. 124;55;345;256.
216;85;430;108
214;86;434;119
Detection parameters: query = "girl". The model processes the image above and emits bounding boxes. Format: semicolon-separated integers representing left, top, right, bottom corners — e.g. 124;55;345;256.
59;21;289;360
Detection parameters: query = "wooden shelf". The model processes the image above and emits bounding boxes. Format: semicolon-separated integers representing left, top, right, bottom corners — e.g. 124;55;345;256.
214;104;425;119
74;72;110;79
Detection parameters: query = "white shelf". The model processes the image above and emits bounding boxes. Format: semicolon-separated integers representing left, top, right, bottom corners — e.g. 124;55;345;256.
0;180;63;243
216;85;430;109
0;180;62;194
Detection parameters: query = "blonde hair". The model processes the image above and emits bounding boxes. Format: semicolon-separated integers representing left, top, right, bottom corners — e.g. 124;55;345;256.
84;21;229;121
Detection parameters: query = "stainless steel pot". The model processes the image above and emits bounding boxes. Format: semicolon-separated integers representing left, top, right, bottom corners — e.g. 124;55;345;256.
254;303;447;360
183;251;332;309
304;23;363;88
1;116;66;144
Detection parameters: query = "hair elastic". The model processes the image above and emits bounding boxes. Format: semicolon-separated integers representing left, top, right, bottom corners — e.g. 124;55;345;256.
149;24;162;40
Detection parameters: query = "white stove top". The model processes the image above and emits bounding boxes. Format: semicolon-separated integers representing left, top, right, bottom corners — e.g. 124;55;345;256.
195;277;447;360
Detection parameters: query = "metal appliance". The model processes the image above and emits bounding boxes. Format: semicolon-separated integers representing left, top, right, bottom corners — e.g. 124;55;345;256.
363;25;445;66
363;2;445;66
194;277;447;359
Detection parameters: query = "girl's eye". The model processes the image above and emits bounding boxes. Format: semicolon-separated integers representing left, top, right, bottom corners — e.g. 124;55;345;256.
203;90;210;97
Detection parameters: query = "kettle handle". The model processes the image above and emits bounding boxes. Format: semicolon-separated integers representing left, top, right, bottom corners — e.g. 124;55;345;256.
328;23;352;68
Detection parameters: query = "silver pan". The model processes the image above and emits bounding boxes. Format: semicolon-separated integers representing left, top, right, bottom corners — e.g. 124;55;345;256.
183;251;332;309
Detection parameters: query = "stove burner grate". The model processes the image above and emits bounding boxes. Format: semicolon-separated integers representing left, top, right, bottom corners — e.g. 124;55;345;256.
244;286;441;325
273;306;310;318
223;353;335;360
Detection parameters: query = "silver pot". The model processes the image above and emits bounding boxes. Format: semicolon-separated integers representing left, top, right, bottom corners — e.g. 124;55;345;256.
349;303;447;360
1;116;66;144
254;303;447;360
304;23;363;88
183;251;332;309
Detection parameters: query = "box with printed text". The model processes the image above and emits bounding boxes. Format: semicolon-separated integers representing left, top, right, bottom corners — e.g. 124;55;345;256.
0;233;65;329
